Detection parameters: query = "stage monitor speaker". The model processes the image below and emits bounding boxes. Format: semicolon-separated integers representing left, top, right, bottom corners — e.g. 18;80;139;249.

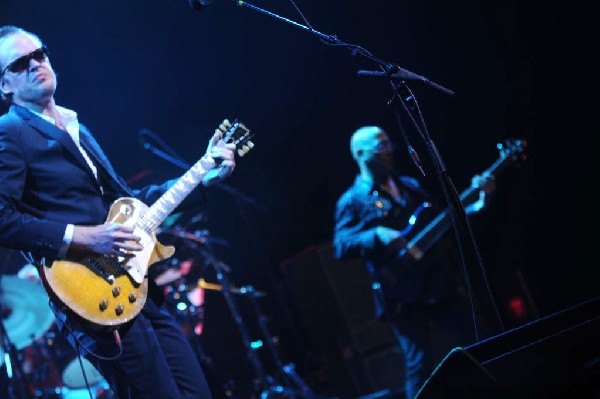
415;296;600;399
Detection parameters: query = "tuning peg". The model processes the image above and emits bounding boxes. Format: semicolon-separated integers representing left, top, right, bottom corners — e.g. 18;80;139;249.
246;141;254;149
237;148;247;157
219;119;231;132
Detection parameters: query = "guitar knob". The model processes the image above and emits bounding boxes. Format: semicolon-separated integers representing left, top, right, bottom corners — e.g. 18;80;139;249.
128;292;138;303
112;286;121;297
99;300;109;311
115;304;125;316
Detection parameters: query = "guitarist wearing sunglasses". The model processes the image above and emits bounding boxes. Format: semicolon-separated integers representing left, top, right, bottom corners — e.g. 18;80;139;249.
0;25;237;399
333;126;496;399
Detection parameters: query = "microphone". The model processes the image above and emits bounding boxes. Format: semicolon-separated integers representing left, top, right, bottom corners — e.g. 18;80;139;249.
189;0;212;10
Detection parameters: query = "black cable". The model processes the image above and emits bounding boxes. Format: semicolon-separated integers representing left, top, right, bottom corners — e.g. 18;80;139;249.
74;343;95;399
52;304;123;399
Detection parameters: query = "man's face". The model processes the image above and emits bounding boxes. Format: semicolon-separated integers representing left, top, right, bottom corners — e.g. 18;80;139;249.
0;32;56;106
358;129;396;175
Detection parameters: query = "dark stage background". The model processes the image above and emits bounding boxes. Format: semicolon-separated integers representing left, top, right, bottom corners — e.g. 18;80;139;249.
1;0;596;398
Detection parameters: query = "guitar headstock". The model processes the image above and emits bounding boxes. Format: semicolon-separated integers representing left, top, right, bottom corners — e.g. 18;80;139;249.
217;119;254;157
497;137;527;163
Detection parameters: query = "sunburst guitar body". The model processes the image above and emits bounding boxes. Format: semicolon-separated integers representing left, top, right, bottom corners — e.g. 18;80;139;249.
41;119;254;328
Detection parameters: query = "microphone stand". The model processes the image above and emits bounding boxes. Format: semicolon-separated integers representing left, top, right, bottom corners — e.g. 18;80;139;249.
199;242;274;397
223;0;506;336
242;288;323;399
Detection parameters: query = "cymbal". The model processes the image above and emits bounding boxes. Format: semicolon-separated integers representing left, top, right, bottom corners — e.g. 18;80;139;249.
0;274;54;356
154;267;183;287
197;278;266;298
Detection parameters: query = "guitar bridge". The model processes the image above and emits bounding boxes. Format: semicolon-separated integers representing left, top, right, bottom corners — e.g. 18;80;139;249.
88;255;125;284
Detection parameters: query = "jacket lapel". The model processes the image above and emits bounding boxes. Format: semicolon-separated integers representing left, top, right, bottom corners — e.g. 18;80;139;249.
12;105;101;189
79;125;134;197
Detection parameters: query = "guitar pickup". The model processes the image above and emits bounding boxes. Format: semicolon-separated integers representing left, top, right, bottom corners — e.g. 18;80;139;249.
88;256;121;284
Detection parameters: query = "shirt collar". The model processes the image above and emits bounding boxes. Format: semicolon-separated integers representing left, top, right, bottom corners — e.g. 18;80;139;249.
30;105;80;142
29;105;78;126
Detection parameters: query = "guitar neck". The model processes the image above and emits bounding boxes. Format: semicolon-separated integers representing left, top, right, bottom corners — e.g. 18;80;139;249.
137;155;216;233
404;187;477;259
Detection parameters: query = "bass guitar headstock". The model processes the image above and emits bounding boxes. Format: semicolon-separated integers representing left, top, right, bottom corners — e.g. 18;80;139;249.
497;137;527;164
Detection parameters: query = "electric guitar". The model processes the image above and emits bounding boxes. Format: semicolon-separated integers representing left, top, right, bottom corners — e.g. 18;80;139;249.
399;137;527;263
41;119;254;327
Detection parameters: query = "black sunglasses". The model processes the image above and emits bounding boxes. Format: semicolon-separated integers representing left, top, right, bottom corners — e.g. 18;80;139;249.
1;46;49;76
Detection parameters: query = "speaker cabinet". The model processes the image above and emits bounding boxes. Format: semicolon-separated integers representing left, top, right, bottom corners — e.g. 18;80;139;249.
280;243;379;353
280;243;403;397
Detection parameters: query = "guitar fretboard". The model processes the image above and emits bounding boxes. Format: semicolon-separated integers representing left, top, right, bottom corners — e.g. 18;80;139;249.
137;155;216;234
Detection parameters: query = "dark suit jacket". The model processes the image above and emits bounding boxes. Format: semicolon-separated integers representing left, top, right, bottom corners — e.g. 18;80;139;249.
0;104;205;262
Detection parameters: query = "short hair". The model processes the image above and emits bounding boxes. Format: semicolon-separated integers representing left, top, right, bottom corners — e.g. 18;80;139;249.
350;125;382;160
0;25;43;104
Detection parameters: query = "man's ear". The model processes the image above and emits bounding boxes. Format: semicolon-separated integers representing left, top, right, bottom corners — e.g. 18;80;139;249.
356;148;366;161
0;78;10;101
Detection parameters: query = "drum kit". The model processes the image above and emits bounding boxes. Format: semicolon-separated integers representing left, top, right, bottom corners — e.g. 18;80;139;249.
1;268;110;399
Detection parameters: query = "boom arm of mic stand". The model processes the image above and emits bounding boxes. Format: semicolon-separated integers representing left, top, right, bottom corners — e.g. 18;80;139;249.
357;69;455;96
228;0;454;97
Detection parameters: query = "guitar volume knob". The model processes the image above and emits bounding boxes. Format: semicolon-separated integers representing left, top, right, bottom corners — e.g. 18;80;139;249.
115;304;125;316
99;300;109;311
128;292;138;303
112;286;121;297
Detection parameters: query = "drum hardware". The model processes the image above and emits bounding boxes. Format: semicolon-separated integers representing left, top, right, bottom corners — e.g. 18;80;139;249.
1;307;30;399
19;321;108;399
199;242;320;399
158;223;320;397
1;273;56;399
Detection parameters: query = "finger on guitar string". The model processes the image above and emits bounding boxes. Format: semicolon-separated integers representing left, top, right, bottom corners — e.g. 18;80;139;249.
114;240;144;252
210;142;237;163
111;248;136;259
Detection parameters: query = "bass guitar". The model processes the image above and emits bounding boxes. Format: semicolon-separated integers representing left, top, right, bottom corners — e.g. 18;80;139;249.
399;137;527;262
41;119;254;327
